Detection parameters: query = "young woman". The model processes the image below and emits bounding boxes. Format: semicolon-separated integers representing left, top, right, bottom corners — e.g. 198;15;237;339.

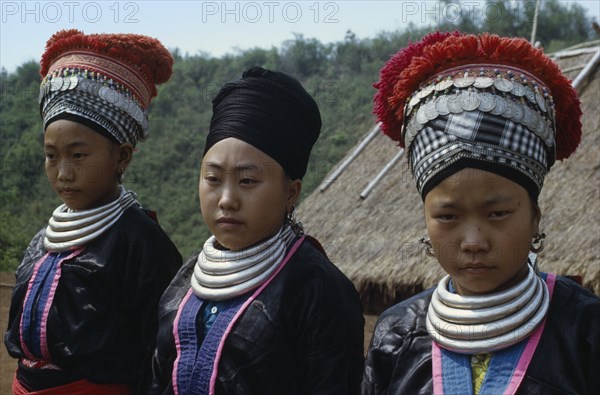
146;66;365;394
362;32;600;394
4;30;182;394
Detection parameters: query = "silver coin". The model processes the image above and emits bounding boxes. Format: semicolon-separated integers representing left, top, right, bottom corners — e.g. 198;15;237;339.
435;79;454;91
51;77;64;91
524;86;536;104
77;78;91;93
416;106;429;125
454;76;475;88
493;78;513;92
60;77;71;91
447;94;463;114
510;101;524;123
521;106;535;128
510;82;527;97
132;105;145;124
473;76;494;89
405;125;419;145
420;84;435;98
408;93;421;108
89;81;102;97
460;90;480;111
424;100;438;120
490;96;507;115
535;93;547;112
98;86;111;101
435;95;450;115
69;75;79;90
502;99;514;119
478;92;496;112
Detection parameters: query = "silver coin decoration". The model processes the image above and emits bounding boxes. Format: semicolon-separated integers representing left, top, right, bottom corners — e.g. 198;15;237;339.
416;106;429;125
510;101;524;123
511;82;527;97
524;87;536;104
493;78;513;92
454;76;475;88
51;77;64;91
535;93;547;112
473;77;494;89
425;100;438;120
460;90;480;111
448;94;463;114
490;96;507;115
502;99;514;119
409;94;421;108
435;95;450;115
478;92;496;112
435;79;454;91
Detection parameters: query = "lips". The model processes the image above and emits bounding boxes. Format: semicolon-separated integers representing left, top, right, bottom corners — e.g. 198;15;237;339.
59;188;78;195
461;263;493;274
216;217;243;225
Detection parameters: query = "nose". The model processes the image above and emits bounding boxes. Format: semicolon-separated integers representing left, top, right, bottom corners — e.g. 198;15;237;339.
460;224;489;253
218;184;239;211
57;161;74;181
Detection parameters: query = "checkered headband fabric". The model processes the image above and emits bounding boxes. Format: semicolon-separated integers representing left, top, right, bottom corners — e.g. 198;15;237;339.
410;111;549;198
41;88;143;146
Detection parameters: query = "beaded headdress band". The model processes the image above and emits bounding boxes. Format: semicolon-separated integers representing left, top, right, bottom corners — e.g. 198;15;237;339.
374;32;582;198
39;29;173;146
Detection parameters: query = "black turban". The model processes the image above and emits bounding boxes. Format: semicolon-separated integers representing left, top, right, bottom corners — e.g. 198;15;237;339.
204;67;321;180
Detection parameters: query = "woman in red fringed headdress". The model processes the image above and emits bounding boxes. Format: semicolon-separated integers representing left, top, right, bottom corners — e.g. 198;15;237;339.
3;30;182;394
361;32;599;394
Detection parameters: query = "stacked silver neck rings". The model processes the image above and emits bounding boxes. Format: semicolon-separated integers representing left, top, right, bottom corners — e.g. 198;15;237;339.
191;225;296;301
426;264;549;354
44;186;137;252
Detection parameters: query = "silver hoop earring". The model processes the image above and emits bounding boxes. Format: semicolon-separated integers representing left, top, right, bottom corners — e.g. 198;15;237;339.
530;232;546;254
419;237;435;257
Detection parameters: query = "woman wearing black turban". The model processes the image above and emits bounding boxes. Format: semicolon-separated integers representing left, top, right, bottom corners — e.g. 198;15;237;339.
145;67;365;394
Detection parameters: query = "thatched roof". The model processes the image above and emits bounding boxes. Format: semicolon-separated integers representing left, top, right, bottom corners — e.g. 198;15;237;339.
298;44;600;313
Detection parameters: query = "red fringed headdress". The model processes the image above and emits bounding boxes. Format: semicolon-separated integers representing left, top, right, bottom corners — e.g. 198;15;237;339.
374;31;581;161
373;32;583;199
39;29;173;146
40;29;173;108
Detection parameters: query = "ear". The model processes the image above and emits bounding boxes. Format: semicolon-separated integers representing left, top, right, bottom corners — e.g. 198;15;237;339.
531;201;542;234
286;179;302;209
117;143;134;170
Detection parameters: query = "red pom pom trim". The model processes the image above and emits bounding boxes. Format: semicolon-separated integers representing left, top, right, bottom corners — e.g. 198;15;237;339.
40;29;173;107
374;32;581;160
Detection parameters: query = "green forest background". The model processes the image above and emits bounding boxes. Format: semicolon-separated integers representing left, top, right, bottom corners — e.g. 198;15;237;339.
1;0;597;270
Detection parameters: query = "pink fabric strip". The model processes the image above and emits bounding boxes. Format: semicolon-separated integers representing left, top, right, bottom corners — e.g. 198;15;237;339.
19;252;51;360
171;287;194;395
208;236;306;395
432;340;444;394
502;273;556;395
39;248;84;360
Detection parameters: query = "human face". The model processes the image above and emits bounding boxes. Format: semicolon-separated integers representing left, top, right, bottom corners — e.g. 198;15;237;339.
200;138;301;251
45;119;131;211
424;168;540;296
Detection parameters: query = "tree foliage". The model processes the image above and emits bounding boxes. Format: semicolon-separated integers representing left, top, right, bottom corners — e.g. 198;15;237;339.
1;1;596;270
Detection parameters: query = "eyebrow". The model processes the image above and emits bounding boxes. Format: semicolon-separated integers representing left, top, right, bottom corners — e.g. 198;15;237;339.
432;194;514;209
203;162;261;172
44;140;90;149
